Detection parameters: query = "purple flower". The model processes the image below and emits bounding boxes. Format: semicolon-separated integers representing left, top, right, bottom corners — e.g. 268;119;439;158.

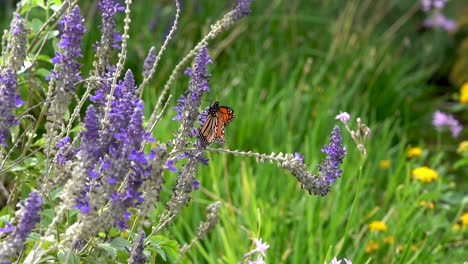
0;222;13;233
335;112;350;123
143;47;156;76
165;159;177;172
48;6;86;92
432;110;463;137
12;13;23;35
0;191;42;261
421;0;447;11
128;231;146;264
243;238;270;259
56;136;70;148
93;0;124;74
173;46;212;145
193;180;200;190
424;13;456;31
318;126;346;184
0;69;22;146
98;0;124;44
294;152;304;163
232;0;252;20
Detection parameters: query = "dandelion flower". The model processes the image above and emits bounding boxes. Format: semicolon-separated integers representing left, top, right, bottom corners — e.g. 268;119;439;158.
419;200;435;209
412;166;438;183
407;147;423;158
365;240;379;253
379;160;390;169
460;213;468;228
384;236;394;244
460;82;468;104
369;221;387;232
457;141;468;154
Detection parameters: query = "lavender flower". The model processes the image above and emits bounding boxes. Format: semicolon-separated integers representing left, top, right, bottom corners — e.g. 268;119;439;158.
318;126;346;184
294;152;305;163
128;231;146;264
143;47;156;77
82;71;152;232
48;6;86;92
173;46;212;148
8;13;28;71
0;69;23;146
95;0;124;72
0;191;42;262
433;110;463;137
232;0;253;20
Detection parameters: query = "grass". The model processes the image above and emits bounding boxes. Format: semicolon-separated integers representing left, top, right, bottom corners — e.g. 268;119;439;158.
0;0;466;263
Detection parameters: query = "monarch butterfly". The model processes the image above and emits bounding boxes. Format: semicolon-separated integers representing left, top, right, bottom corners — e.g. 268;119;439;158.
198;102;235;145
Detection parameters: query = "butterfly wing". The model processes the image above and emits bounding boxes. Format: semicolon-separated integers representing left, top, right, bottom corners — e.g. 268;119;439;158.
198;102;220;145
213;105;235;144
198;102;235;146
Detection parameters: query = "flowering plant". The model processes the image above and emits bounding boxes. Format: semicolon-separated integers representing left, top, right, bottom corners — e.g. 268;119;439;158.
0;1;355;263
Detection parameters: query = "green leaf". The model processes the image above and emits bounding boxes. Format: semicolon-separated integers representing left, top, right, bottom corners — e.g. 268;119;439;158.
111;237;131;251
37;68;51;79
57;249;79;264
108;227;121;238
147;235;179;261
30;18;44;34
97;242;117;259
453;158;468;170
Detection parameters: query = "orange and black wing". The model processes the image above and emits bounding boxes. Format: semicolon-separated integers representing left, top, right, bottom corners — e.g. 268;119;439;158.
198;102;220;145
198;115;217;145
213;105;235;144
199;102;235;145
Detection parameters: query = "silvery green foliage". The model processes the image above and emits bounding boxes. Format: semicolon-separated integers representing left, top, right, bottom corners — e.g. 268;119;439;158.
0;0;349;262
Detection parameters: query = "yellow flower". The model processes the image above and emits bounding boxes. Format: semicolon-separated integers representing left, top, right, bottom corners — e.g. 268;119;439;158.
410;245;418;252
452;224;460;231
379;160;390;169
460;82;468;104
460;213;468;228
419;200;435;209
365;240;380;253
384;236;394;244
457;141;468;154
369;220;388;232
412;166;438;183
407;147;423;158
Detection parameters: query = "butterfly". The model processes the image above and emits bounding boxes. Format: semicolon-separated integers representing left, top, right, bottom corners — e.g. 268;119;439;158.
198;102;235;145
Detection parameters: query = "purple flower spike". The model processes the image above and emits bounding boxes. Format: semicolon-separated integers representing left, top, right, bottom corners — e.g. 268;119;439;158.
128;231;147;264
49;6;86;92
318;126;346;184
0;69;22;146
143;47;156;76
98;0;124;49
0;191;42;261
232;0;252;20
